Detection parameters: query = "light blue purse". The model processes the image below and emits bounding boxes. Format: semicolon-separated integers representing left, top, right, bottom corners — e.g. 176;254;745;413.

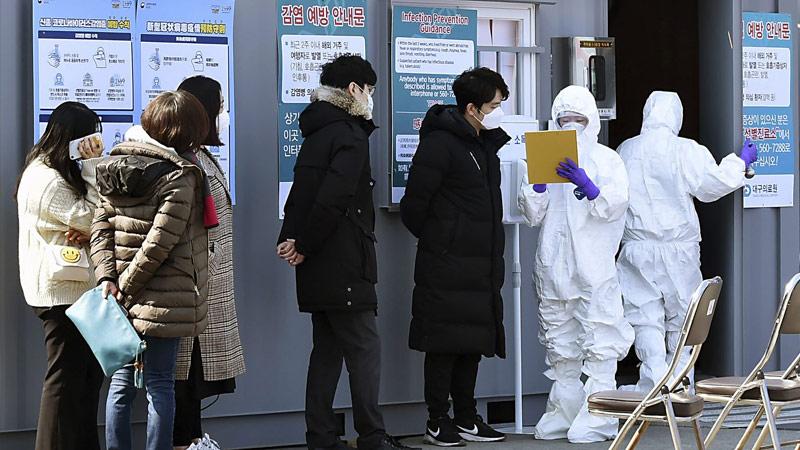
66;286;147;386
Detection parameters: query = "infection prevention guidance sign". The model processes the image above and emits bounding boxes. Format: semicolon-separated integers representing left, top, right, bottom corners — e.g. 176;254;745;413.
742;12;794;208
277;0;368;219
390;6;477;204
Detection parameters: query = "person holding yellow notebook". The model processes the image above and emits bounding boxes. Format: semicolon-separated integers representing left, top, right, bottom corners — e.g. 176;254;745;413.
517;85;633;444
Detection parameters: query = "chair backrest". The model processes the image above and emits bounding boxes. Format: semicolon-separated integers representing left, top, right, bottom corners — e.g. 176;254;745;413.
685;277;724;346
779;273;800;334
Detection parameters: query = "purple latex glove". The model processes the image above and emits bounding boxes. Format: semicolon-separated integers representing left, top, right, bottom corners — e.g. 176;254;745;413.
740;138;758;166
533;184;547;193
556;158;600;201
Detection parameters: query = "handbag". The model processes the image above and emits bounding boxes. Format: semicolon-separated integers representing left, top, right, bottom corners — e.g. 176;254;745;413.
28;224;91;282
66;286;147;384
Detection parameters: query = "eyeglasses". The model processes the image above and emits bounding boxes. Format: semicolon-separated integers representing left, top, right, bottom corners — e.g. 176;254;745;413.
358;85;375;96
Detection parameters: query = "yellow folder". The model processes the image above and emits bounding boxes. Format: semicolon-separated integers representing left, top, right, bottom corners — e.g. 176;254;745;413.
524;130;579;184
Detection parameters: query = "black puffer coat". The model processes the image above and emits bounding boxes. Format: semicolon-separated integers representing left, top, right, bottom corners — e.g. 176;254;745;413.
400;105;509;358
278;87;378;313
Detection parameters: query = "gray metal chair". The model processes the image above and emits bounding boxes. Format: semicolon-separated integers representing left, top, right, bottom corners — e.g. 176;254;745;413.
588;277;724;450
696;273;800;450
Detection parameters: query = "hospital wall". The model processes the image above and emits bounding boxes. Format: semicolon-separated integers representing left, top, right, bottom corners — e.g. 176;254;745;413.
696;0;800;379
1;0;797;448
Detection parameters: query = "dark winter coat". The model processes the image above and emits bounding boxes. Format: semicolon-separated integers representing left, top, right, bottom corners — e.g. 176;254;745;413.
400;105;509;358
278;86;378;313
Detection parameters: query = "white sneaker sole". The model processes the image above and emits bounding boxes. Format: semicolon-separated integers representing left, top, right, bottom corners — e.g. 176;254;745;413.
457;432;506;442
423;433;465;447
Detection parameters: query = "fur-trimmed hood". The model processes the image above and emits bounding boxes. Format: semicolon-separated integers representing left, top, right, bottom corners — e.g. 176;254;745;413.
311;85;372;120
299;86;375;138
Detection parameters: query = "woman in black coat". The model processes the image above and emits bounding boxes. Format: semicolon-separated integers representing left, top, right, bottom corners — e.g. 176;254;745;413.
400;68;510;445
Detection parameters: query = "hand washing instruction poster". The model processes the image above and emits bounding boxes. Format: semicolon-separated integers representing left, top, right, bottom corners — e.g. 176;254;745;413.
391;6;477;204
742;12;794;208
277;0;368;219
33;0;135;154
33;0;236;201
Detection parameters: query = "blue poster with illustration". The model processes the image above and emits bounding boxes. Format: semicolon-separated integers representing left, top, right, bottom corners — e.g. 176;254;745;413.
33;0;136;154
742;12;794;208
277;0;369;219
390;6;478;204
33;0;236;201
135;0;236;202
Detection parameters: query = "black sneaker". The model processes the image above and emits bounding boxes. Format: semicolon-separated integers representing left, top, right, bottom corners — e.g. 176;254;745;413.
455;415;505;442
423;417;465;447
377;435;420;449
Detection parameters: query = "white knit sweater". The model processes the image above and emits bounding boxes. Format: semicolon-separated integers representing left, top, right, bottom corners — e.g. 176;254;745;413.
17;157;102;307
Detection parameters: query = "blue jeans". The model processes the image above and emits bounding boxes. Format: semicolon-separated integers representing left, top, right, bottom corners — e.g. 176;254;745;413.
106;335;179;450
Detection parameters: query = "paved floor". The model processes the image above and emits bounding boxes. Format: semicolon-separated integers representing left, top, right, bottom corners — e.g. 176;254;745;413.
396;425;800;449
275;424;800;449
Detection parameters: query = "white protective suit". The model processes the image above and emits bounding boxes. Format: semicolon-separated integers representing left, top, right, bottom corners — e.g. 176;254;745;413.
518;86;634;443
617;91;745;392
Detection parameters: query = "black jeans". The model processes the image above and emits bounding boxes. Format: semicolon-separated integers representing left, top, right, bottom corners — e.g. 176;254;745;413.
33;305;104;450
424;353;481;422
305;310;385;449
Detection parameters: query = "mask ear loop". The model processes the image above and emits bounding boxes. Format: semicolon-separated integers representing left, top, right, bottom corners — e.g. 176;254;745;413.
470;106;485;124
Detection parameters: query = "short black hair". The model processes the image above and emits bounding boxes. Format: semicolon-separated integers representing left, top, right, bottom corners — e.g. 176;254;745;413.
319;55;377;89
452;67;509;113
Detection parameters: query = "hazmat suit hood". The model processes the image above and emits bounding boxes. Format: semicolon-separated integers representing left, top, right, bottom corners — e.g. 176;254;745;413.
551;85;601;144
641;91;683;135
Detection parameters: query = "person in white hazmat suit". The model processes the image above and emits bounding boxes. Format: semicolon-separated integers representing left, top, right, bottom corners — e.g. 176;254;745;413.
517;85;634;443
617;91;757;393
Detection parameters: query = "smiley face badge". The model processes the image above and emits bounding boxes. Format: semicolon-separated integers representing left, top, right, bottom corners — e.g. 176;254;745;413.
60;247;83;264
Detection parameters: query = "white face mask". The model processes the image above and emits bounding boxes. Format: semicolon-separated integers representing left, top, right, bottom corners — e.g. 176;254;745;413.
365;94;374;117
356;85;374;119
561;121;586;134
477;106;505;130
216;111;230;144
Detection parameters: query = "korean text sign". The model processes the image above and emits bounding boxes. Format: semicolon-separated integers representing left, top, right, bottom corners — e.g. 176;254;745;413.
135;0;236;201
33;0;236;201
33;0;135;157
742;12;794;208
277;0;368;219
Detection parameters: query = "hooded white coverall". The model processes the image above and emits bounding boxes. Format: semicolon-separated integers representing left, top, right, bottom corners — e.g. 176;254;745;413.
617;91;745;393
518;86;634;443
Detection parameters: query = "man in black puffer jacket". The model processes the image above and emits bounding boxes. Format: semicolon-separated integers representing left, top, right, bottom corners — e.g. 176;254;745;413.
400;68;511;446
277;56;417;450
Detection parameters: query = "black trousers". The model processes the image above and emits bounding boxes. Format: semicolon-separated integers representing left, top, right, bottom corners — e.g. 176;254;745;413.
33;305;104;450
306;310;385;449
424;353;481;422
173;338;236;446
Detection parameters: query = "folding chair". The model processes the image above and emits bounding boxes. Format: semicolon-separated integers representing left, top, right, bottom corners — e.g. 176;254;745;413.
588;277;723;450
696;273;800;450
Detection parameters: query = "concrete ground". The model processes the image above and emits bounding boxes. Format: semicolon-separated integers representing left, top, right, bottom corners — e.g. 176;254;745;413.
273;423;800;449
392;424;800;449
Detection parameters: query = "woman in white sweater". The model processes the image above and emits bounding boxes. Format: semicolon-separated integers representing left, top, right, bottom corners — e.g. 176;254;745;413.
16;101;105;450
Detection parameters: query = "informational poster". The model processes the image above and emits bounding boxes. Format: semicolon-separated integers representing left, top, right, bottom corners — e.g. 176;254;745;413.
33;0;236;201
277;0;368;218
742;12;794;208
391;6;478;204
33;0;135;153
136;0;236;201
